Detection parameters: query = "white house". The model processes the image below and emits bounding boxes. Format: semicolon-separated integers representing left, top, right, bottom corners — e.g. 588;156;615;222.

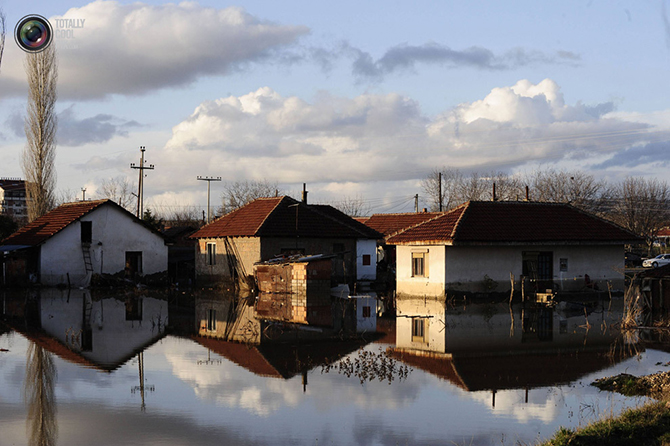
1;199;168;287
387;201;641;297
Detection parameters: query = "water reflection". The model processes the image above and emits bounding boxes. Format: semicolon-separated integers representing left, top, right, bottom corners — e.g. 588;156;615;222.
24;343;57;446
390;297;640;405
1;288;667;446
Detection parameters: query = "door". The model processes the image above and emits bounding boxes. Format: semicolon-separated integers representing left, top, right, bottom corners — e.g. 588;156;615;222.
125;251;143;279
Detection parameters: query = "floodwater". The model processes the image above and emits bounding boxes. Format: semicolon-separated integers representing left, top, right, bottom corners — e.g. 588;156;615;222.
1;289;668;446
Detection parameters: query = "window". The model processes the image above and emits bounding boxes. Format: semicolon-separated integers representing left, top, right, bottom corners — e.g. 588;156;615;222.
412;252;428;277
412;318;427;342
362;306;371;318
206;242;216;265
362;254;371;266
560;258;568;272
207;309;216;331
81;221;92;243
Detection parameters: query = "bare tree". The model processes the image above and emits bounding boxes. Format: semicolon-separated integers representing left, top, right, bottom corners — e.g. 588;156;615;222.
607;177;670;254
219;180;281;215
332;194;371;217
421;168;463;211
22;45;58;222
149;200;202;227
528;169;607;213
55;188;78;205
98;177;134;211
422;168;524;211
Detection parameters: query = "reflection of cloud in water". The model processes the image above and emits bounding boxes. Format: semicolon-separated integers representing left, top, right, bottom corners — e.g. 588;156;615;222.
469;388;563;424
164;343;428;416
165;349;297;416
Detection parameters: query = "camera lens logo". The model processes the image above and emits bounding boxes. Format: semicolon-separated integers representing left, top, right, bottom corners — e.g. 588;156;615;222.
15;15;53;53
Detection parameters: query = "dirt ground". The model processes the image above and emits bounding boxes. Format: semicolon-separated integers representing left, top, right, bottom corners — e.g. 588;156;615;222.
592;369;670;398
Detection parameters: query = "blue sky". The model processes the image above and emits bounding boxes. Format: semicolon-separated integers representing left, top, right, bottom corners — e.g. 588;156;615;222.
1;0;669;214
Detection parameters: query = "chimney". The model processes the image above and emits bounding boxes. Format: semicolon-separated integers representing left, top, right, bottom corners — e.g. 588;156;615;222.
301;183;308;204
422;208;427;213
525;185;529;201
492;183;497;201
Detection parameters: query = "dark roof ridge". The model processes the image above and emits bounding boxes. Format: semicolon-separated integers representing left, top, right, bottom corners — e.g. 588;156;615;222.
256;196;297;235
308;203;382;239
447;201;471;240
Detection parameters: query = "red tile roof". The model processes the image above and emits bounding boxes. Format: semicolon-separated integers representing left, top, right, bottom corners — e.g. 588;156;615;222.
1;199;163;247
658;227;670;237
191;196;381;239
387;201;640;245
360;212;442;238
1;200;110;246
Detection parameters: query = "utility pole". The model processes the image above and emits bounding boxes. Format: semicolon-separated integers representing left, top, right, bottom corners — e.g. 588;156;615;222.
438;172;443;212
130;146;154;218
197;176;221;223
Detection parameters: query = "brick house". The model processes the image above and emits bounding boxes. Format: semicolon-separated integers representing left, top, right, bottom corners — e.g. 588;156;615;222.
387;201;641;297
190;196;382;288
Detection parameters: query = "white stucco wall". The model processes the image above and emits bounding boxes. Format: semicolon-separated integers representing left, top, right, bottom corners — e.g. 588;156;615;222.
356;239;377;281
445;244;625;293
396;243;626;298
39;204;167;286
396;245;446;298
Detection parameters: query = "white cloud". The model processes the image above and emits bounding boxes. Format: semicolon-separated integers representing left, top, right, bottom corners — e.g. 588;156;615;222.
159;80;665;190
0;1;308;100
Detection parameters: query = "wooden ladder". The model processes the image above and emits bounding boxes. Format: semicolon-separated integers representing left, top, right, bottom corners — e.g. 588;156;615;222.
82;243;94;273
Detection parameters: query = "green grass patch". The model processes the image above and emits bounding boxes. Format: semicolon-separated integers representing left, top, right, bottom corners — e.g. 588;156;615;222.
540;401;670;446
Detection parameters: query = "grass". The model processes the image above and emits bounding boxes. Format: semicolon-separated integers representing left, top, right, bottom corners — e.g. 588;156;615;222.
540;401;670;446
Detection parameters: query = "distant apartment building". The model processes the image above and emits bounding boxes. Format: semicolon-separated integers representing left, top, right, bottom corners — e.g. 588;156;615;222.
0;178;28;223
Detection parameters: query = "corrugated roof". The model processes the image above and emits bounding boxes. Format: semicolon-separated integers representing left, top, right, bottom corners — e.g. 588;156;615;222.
358;211;442;238
1;200;110;246
387;201;640;245
191;196;381;239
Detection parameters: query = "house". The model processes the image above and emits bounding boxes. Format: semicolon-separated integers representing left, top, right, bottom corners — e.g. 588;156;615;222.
0;199;168;287
162;225;198;286
0;178;28;224
386;201;641;298
359;211;442;269
190;196;382;288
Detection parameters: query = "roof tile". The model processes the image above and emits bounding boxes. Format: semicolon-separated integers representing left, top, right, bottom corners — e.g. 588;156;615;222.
387;201;640;245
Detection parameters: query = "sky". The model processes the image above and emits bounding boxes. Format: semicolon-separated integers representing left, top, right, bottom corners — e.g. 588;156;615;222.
1;0;670;215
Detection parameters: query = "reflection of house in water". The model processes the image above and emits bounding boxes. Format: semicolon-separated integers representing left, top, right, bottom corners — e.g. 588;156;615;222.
192;336;366;382
390;298;638;396
3;288;168;371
